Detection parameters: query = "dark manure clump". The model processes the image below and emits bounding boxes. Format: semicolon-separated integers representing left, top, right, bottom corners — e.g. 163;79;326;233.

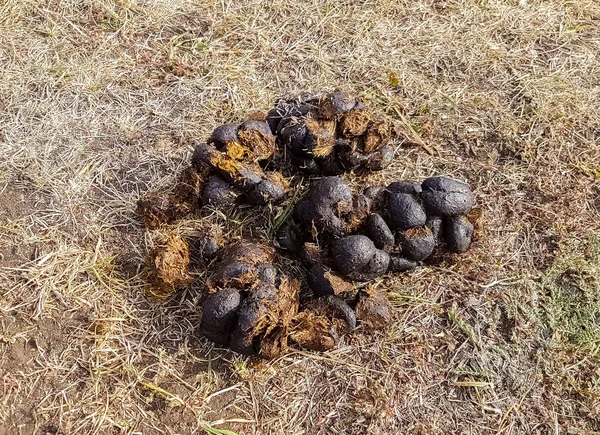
444;215;474;253
306;264;354;297
200;241;300;359
375;176;476;262
270;91;393;175
200;288;243;345
208;123;239;149
189;117;286;210
291;176;377;241
332;235;390;281
365;213;395;252
285;175;477;286
396;226;436;261
237;120;277;162
192;139;288;207
228;277;299;358
201;174;240;207
293;176;353;237
421;176;473;217
187;225;224;267
137;92;481;360
207;242;275;291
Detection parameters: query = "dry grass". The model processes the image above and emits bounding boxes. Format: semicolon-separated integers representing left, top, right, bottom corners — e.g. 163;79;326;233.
1;0;600;434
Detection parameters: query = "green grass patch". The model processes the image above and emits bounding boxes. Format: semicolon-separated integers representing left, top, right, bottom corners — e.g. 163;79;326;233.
541;235;600;355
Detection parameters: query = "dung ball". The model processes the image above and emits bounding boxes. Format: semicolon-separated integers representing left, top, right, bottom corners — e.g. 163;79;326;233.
444;215;474;253
397;226;436;261
200;288;243;345
421;176;473;216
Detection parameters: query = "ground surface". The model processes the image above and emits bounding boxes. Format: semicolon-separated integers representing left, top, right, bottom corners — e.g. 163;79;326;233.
1;1;600;434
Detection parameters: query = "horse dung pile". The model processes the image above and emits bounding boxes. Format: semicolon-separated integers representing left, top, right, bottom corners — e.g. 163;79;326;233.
137;91;478;358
